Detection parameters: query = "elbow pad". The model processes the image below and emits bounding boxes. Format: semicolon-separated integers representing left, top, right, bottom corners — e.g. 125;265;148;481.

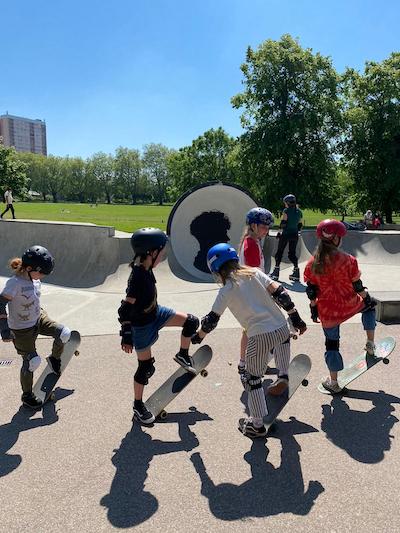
272;285;295;311
0;295;9;317
306;282;318;301
201;311;220;333
352;279;366;293
118;300;134;323
280;220;287;229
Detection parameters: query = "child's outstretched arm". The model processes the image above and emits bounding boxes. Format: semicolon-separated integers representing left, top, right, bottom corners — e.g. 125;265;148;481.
191;311;221;344
267;282;307;335
0;293;14;342
118;296;136;353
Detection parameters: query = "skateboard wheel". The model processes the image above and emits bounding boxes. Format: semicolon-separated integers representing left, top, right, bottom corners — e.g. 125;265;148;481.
200;369;208;377
302;379;309;386
74;350;80;356
159;410;167;419
382;358;389;364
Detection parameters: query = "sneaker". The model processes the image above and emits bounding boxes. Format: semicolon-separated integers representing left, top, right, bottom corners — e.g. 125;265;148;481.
321;378;343;394
267;377;289;396
21;392;43;409
47;356;61;375
238;418;267;438
174;352;197;374
365;341;376;356
133;401;155;424
289;268;300;281
270;267;280;281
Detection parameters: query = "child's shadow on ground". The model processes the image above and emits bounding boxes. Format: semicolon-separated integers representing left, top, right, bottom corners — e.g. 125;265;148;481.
100;407;212;529
0;388;73;478
190;418;323;520
321;389;399;463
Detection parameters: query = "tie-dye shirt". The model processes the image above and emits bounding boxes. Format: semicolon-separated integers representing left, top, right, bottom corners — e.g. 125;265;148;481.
304;251;364;328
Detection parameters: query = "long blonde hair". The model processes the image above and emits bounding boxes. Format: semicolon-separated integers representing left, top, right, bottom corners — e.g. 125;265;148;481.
238;225;258;253
218;259;257;285
311;241;339;275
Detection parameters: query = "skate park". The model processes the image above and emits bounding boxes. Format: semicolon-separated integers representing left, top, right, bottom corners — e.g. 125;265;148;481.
1;183;400;532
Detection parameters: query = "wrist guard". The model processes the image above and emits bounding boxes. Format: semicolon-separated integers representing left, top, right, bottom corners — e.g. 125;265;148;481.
310;304;319;321
191;333;203;345
352;279;366;293
306;282;318;301
289;310;307;332
363;293;377;311
272;285;295;312
120;323;133;346
0;317;13;341
298;222;303;231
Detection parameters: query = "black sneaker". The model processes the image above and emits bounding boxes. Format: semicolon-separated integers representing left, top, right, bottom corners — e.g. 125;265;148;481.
289;268;300;281
133;401;155;424
21;392;43;409
270;267;280;281
238;418;267;438
174;352;197;374
47;356;61;375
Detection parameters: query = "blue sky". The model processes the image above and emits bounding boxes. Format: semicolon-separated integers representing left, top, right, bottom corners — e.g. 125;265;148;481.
1;0;398;157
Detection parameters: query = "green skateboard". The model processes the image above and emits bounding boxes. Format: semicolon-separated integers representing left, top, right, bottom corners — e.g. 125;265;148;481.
318;336;396;395
264;353;311;433
144;345;212;420
31;330;81;406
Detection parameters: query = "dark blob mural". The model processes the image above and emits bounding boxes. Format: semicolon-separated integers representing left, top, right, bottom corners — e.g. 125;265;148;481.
190;211;231;273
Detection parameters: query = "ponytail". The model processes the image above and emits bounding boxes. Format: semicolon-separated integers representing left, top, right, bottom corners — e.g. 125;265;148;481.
311;241;339;275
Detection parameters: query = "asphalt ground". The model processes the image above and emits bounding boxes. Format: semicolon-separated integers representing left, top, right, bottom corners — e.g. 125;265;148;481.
1;321;399;532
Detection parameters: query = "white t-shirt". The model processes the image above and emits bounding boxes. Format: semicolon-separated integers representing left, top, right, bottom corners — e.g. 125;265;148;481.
1;276;41;329
4;190;13;205
211;269;286;337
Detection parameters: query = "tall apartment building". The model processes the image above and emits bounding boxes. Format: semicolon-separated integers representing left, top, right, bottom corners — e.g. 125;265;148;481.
0;113;47;156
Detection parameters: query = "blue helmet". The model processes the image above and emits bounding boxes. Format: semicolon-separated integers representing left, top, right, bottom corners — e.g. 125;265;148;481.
207;243;239;273
246;207;274;226
283;194;296;205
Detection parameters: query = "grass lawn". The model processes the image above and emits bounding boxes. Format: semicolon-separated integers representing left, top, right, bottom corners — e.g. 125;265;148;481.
8;202;400;232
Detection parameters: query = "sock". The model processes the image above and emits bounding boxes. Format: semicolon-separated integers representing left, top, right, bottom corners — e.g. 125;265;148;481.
179;347;189;357
278;374;288;381
134;399;143;407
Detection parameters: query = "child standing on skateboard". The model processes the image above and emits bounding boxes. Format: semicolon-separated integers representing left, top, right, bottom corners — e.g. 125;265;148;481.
191;243;307;438
118;228;200;425
304;219;377;393
0;246;72;408
270;194;303;282
238;207;274;374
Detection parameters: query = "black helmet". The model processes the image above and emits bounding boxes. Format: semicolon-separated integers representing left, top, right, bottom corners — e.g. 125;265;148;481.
283;194;296;206
130;228;168;256
22;245;55;275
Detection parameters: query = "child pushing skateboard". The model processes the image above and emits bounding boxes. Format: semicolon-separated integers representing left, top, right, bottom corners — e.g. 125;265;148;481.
304;219;377;393
118;228;200;425
191;243;307;438
0;246;72;408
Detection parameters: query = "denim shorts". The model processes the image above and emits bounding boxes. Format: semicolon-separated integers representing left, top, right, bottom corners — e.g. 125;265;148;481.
131;305;175;352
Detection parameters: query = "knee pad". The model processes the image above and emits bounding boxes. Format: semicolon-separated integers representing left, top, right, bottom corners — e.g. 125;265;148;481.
325;338;340;351
242;372;262;392
182;314;199;338
134;358;155;385
55;325;71;344
22;353;40;376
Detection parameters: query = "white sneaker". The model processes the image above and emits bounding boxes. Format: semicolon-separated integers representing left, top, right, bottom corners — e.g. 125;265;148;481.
365;341;375;356
322;377;342;394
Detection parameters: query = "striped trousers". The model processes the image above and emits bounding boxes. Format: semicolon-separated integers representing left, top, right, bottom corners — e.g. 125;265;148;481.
245;324;291;421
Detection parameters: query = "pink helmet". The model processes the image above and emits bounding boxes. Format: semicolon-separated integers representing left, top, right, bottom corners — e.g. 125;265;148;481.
316;219;347;241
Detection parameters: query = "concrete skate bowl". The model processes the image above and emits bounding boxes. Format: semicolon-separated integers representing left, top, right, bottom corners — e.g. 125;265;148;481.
167;182;257;282
0;220;132;288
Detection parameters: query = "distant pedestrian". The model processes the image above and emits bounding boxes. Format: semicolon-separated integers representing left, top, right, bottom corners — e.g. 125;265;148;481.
1;187;16;219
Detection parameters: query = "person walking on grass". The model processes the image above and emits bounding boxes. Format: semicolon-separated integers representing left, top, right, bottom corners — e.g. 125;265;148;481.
1;187;16;219
304;219;377;394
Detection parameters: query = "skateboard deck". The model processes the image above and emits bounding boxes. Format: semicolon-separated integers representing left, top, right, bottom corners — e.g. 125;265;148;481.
264;353;311;433
318;336;396;395
32;330;81;405
144;345;212;420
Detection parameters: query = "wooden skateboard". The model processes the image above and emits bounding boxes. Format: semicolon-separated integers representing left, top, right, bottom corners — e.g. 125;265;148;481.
264;353;311;433
144;345;212;420
318;336;395;395
31;330;81;406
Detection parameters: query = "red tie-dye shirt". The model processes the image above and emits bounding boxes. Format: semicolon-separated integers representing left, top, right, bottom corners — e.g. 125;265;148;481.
304;251;365;328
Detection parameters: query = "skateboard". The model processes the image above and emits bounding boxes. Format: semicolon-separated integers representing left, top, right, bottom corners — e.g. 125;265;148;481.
144;345;212;420
264;353;311;433
318;336;396;395
31;330;81;406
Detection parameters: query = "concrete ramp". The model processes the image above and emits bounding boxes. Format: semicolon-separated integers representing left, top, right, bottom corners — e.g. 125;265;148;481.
0;220;132;288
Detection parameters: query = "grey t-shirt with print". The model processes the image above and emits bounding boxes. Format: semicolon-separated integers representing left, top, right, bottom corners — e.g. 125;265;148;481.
1;275;41;329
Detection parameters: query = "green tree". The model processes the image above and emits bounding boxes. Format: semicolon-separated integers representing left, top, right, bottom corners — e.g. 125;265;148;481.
88;152;115;204
114;147;141;204
342;53;400;222
142;143;171;205
0;142;28;196
232;34;342;212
